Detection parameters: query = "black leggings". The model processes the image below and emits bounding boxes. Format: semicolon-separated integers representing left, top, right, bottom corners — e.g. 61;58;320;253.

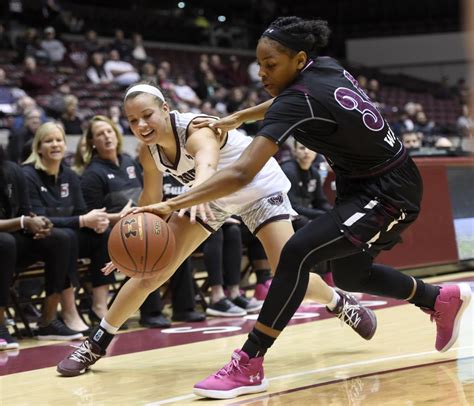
140;258;197;315
0;229;72;306
61;228;114;288
258;213;416;331
203;223;242;287
240;224;267;262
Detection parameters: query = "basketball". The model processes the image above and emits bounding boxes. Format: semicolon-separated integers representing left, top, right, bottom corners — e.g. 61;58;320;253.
108;212;176;279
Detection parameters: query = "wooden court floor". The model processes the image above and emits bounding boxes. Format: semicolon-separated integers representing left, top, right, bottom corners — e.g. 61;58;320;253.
1;273;473;405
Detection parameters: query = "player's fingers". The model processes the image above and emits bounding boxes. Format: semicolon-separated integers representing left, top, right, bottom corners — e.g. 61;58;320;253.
101;262;116;275
123;207;141;217
178;208;187;218
205;203;215;221
189;205;197;224
198;204;208;223
192;118;214;128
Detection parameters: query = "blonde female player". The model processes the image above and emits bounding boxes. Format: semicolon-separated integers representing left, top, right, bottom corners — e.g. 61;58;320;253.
57;82;376;377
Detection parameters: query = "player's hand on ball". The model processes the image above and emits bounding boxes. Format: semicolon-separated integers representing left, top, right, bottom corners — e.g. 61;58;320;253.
102;261;117;275
131;202;174;217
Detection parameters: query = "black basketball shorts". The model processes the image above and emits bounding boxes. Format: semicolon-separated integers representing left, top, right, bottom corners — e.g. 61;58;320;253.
330;157;423;257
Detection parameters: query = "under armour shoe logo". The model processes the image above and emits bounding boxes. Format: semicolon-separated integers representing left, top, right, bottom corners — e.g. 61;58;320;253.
249;373;260;383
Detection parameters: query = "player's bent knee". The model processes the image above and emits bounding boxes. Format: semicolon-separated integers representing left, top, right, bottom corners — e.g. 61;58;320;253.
137;274;167;292
279;237;307;269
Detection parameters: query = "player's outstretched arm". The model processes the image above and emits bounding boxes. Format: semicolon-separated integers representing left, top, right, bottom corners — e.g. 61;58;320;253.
164;135;278;211
138;142;163;206
184;125;220;223
192;98;275;133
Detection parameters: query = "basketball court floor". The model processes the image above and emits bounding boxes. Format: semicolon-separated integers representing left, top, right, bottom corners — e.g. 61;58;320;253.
1;272;473;405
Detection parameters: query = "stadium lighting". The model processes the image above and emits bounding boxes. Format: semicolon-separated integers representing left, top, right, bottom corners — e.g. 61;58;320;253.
178;2;185;8
218;15;226;22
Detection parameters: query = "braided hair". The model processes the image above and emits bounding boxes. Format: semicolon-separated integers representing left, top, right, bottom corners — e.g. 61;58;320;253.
263;16;331;55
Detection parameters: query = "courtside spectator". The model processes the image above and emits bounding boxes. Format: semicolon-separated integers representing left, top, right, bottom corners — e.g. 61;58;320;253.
83;30;103;56
86;52;112;84
40;26;66;64
401;131;422;150
109;29;132;61
60;95;83;134
457;104;473;150
104;49;140;87
140;61;157;82
131;33;147;62
0;145;82;344
0;68;26;114
21;56;53;97
8;107;44;163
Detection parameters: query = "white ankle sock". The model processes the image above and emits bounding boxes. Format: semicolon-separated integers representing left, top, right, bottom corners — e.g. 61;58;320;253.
99;318;119;335
326;290;341;311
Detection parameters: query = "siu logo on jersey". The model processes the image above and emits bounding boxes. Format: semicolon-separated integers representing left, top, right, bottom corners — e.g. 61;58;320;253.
267;192;284;206
60;183;69;198
126;166;137;179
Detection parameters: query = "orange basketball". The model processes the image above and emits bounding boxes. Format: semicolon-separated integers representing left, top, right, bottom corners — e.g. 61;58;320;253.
108;212;176;279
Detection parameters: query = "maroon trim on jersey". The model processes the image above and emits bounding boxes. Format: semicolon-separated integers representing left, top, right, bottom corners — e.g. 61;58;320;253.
186;115;216;142
183;211;216;232
220;131;228;150
345;147;408;179
157;113;181;170
186;115;228;150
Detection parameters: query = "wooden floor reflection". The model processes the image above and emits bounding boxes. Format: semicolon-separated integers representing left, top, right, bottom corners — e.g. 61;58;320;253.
233;358;474;406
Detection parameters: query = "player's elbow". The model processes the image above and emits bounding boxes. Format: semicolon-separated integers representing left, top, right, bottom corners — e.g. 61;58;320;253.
234;164;255;187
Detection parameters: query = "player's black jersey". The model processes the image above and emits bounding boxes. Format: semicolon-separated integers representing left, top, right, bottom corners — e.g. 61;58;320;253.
259;57;405;178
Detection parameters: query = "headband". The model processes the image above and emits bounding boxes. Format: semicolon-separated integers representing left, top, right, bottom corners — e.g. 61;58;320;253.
124;84;165;101
262;27;312;53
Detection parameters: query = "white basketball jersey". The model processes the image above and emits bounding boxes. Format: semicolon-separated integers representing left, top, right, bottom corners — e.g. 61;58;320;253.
148;111;291;211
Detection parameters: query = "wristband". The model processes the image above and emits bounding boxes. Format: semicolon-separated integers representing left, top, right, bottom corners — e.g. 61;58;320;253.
20;215;25;230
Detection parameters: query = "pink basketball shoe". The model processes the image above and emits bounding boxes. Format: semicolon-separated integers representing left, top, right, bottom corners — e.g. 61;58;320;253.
193;349;268;399
423;283;472;352
254;279;272;301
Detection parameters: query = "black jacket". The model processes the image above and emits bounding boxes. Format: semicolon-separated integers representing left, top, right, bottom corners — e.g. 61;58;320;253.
23;162;87;228
281;159;332;219
80;154;143;212
0;160;31;219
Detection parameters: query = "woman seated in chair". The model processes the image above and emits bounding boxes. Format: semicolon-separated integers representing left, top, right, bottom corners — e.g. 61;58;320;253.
0;144;82;345
23;122;112;335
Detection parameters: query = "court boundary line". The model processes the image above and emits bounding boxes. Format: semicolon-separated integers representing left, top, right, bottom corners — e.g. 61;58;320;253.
146;345;474;405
